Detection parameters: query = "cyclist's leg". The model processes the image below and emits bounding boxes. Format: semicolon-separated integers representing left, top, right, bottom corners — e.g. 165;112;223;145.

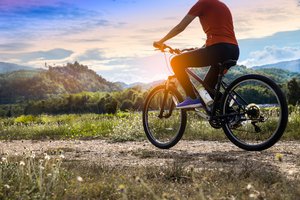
171;47;211;100
204;44;240;96
171;43;239;100
204;64;219;97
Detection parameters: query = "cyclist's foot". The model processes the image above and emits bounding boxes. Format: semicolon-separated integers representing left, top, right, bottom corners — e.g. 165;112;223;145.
176;97;202;109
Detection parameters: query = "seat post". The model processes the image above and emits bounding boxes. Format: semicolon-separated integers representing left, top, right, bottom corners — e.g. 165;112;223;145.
214;64;225;100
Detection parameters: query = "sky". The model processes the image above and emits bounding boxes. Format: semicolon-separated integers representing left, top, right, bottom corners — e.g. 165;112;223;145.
0;0;300;83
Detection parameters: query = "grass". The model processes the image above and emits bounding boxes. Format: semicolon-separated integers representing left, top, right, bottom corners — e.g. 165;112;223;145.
0;152;299;199
0;113;144;141
0;109;299;141
0;153;68;199
0;108;299;199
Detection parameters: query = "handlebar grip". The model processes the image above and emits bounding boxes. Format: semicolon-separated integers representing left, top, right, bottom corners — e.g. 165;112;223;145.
153;43;161;49
153;42;168;50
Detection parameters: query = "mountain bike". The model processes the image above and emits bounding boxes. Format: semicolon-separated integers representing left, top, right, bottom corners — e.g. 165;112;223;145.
142;45;288;151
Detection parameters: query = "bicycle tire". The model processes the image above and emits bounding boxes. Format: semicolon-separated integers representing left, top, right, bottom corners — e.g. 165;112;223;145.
221;74;288;151
143;85;187;149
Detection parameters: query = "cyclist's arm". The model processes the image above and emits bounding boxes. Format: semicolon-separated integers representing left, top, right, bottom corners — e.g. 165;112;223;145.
156;14;196;44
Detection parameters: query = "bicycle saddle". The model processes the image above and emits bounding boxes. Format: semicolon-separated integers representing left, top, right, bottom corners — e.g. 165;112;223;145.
221;59;237;69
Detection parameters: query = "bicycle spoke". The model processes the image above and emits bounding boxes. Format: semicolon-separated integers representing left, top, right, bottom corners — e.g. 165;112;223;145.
222;75;288;150
143;85;187;149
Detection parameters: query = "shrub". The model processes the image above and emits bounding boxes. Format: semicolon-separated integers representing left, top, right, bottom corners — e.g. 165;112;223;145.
120;100;134;112
14;115;42;125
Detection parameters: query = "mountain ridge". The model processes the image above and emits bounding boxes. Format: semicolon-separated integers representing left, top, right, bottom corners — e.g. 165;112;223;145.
0;62;122;104
0;62;41;74
252;58;300;73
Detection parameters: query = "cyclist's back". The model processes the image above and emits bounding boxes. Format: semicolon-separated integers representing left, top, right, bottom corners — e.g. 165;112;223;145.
189;0;238;46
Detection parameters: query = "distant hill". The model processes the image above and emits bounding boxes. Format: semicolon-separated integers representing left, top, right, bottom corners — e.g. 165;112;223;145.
116;65;300;90
115;80;164;90
0;62;39;74
224;65;300;84
253;59;300;73
1;61;299;104
0;62;122;104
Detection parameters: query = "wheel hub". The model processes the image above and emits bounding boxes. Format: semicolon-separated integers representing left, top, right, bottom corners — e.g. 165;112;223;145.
246;103;260;120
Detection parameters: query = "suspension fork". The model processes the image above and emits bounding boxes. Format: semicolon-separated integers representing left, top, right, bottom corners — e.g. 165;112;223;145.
158;76;176;119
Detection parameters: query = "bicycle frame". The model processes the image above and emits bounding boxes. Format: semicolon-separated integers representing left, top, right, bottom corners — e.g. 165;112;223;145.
156;44;249;122
186;64;247;116
161;64;250;123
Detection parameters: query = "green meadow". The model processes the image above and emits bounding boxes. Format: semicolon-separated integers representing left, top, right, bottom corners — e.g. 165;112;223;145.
0;106;299;141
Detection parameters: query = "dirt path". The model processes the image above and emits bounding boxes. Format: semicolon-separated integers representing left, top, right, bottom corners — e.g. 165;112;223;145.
1;140;299;179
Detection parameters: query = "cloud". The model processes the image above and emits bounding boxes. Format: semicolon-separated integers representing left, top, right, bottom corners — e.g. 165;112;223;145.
0;0;60;10
0;2;96;26
77;49;106;61
240;46;300;67
92;53;172;83
238;29;300;61
0;42;32;51
231;0;300;39
0;1;110;42
0;48;74;63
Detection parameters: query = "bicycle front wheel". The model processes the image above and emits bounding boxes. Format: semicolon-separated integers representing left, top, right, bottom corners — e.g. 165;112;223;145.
221;74;288;151
143;85;187;149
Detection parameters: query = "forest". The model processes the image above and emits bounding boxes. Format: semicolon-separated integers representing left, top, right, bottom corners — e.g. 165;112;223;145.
0;62;300;117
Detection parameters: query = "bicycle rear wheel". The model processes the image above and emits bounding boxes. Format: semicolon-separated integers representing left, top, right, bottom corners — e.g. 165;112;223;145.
221;74;288;151
143;85;187;149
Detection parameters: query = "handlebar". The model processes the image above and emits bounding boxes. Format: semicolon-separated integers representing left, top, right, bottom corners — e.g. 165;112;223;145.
154;43;197;55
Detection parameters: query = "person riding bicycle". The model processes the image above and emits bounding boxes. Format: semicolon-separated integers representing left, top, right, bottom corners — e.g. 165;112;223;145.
154;0;239;109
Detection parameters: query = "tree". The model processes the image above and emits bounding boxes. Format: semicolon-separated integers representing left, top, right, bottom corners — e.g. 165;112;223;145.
120;100;134;112
104;98;118;114
287;78;300;105
133;96;144;110
6;106;12;118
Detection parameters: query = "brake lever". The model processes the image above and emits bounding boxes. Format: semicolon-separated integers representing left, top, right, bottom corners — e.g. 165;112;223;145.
155;48;166;53
174;49;181;54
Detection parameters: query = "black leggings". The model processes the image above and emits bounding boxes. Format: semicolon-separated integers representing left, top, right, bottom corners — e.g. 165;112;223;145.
171;43;239;99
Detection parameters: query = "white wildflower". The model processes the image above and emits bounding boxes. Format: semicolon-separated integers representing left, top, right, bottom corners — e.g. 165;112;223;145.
246;183;253;190
44;154;51;160
249;193;258;198
4;184;10;189
76;176;83;182
288;170;294;175
20;161;25;166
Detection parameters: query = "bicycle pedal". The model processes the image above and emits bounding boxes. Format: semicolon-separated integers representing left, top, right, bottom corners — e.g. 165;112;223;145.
183;108;196;111
195;108;210;120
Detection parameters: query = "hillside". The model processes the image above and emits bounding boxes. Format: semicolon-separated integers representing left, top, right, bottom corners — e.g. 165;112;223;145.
223;65;300;84
115;80;164;90
0;62;121;104
1;62;299;104
0;62;38;74
119;65;300;90
253;59;300;73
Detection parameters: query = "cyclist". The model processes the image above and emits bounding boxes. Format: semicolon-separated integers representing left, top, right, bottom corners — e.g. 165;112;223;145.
154;0;239;109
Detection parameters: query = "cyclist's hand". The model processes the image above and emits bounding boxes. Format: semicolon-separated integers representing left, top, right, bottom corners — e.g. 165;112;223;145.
153;41;165;50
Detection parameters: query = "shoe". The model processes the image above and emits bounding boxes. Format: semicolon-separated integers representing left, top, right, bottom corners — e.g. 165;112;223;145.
176;97;202;109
